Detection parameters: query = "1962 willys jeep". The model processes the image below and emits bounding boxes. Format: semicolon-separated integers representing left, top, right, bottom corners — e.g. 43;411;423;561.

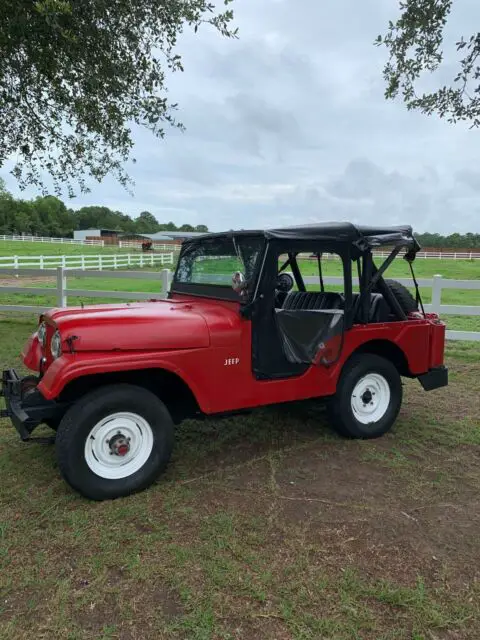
1;223;448;500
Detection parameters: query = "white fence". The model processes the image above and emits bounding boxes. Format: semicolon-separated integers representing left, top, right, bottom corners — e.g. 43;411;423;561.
306;251;480;261
308;275;479;342
1;235;480;259
0;270;477;341
0;252;174;270
118;241;181;251
0;267;172;313
0;234;104;247
374;251;480;260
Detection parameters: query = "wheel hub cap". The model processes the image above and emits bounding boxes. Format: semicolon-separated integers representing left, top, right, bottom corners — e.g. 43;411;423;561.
351;373;391;425
84;412;154;480
109;434;131;457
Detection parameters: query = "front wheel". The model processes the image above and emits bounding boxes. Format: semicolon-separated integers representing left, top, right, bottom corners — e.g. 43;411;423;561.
328;354;402;438
55;384;174;500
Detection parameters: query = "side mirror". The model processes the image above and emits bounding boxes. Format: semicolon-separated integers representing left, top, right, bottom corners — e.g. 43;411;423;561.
232;271;247;296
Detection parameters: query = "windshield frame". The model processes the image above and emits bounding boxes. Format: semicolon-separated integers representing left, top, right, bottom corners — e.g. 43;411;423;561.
170;234;266;302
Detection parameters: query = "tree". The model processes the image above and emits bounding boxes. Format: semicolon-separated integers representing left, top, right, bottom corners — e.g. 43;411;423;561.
377;0;480;126
31;196;75;236
0;177;9;198
159;221;179;231
194;224;209;232
135;211;160;234
0;1;236;196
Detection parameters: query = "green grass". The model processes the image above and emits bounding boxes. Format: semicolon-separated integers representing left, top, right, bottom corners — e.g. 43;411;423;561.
0;240;137;256
0;245;478;329
0;319;479;639
1;254;477;331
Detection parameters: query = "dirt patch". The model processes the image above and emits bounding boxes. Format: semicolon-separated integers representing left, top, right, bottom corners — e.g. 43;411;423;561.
2;351;480;639
0;275;55;287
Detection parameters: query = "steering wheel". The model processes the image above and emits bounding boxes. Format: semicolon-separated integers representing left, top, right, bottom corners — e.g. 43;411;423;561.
276;272;294;293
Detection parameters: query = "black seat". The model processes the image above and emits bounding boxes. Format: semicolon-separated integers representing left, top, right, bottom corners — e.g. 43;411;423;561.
351;293;390;323
282;291;343;311
369;294;390;323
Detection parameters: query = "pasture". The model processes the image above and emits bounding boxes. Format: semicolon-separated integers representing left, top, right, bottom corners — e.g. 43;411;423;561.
0;240;131;256
0;317;479;639
0;248;478;332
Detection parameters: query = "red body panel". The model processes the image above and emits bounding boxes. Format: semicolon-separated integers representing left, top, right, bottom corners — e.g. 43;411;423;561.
26;295;446;415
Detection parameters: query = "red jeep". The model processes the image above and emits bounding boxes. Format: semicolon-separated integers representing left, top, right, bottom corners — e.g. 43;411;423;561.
1;223;448;500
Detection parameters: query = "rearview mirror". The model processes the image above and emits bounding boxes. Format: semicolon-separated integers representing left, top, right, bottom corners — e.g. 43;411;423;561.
232;271;247;295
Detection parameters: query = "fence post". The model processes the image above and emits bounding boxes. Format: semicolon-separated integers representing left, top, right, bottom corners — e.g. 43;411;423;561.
113;254;118;269
56;267;67;308
13;255;18;270
161;269;170;297
127;254;131;267
81;255;85;269
39;255;44;270
431;274;443;314
61;255;66;269
99;255;102;271
140;254;144;268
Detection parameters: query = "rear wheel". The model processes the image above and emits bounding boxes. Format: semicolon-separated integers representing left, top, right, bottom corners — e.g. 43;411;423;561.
55;384;174;501
328;354;402;438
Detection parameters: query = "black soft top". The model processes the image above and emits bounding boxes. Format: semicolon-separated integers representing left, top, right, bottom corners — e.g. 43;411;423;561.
183;222;419;252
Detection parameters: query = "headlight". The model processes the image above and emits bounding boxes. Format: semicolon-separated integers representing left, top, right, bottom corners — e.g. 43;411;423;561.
37;321;47;346
51;330;62;359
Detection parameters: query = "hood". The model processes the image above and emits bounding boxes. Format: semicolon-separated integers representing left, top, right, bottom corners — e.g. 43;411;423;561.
44;300;210;352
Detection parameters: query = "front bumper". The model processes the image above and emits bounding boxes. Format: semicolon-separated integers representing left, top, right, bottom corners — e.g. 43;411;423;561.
0;369;65;440
418;365;449;391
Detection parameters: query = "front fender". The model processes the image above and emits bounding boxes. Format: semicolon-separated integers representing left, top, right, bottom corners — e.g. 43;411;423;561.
37;350;207;411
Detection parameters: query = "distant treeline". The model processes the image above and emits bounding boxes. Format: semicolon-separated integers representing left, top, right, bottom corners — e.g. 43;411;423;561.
1;180;479;246
0;181;208;237
415;233;480;250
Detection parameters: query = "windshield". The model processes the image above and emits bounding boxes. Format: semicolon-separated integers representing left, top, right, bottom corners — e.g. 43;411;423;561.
174;236;265;293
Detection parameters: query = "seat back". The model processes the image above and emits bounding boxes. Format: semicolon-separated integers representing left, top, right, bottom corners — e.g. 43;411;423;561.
282;291;343;311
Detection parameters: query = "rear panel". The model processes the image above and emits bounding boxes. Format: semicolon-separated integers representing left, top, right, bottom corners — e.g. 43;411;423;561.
428;316;447;369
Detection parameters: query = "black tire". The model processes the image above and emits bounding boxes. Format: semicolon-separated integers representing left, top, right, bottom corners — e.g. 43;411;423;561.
381;279;418;315
328;354;402;439
55;384;174;501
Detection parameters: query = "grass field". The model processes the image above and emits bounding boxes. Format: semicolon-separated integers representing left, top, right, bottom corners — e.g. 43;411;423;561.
0;240;134;256
0;317;479;639
1;250;478;332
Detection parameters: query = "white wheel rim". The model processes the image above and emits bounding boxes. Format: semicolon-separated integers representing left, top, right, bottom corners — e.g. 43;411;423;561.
84;412;154;480
351;373;391;425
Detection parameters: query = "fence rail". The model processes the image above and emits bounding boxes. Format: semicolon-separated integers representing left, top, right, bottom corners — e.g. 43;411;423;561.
0;234;104;246
118;241;181;251
304;251;480;261
1;235;480;259
0;267;171;313
0;252;174;270
304;275;480;341
0;270;477;341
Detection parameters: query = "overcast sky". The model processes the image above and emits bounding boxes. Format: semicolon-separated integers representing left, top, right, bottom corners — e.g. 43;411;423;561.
4;0;480;233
